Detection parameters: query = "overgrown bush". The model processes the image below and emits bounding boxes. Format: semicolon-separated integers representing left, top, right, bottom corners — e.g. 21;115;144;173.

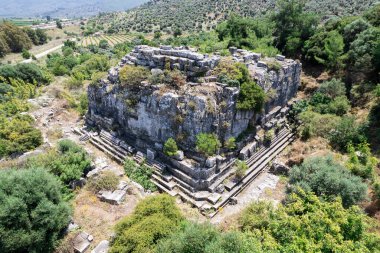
119;65;150;86
110;194;183;253
224;137;236;150
196;133;221;156
26;139;91;185
87;171;119;193
289;155;367;207
156;222;255;253
0;168;71;253
236;81;266;112
124;158;156;191
163;138;178;156
235;160;248;179
239;190;380;252
0;114;42;157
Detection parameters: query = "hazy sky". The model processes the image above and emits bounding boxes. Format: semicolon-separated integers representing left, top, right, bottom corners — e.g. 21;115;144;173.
0;0;148;18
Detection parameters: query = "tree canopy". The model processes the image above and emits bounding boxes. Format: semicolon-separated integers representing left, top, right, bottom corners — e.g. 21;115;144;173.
0;168;71;253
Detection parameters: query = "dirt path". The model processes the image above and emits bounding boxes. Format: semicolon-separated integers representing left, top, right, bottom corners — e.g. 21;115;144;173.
22;44;64;63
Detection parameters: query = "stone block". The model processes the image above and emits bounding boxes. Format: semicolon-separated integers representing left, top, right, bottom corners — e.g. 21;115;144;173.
270;161;290;175
91;240;109;253
276;54;285;61
229;197;238;205
174;150;184;161
73;232;92;253
216;184;225;193
257;61;267;68
205;156;217;168
147;148;156;160
99;189;126;205
239;147;250;160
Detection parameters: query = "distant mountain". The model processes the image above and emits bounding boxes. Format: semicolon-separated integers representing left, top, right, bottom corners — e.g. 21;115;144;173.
0;0;148;18
98;0;377;33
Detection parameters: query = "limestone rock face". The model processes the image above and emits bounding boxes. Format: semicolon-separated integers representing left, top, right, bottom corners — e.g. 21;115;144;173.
87;45;301;153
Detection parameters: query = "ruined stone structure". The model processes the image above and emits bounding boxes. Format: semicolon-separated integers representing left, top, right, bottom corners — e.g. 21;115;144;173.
86;45;301;215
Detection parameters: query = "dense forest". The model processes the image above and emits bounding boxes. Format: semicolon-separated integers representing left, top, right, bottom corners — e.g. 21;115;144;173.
0;0;379;253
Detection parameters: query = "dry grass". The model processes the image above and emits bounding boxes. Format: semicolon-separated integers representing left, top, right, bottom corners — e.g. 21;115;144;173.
278;137;333;166
72;187;141;248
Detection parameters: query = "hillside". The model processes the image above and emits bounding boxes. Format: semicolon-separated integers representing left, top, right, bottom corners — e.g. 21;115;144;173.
97;0;377;33
0;0;148;18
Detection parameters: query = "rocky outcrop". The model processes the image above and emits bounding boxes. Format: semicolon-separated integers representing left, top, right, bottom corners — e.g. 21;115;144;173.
87;45;301;155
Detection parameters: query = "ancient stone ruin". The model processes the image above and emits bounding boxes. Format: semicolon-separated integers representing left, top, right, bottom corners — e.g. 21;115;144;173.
85;45;301;216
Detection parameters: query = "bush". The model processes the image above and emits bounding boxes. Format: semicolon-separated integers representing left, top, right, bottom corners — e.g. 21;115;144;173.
21;49;31;59
328;116;366;150
239;190;380;252
0;168;71;253
318;78;346;99
236;81;266;112
0;114;42;157
124;158;156;191
346;142;378;180
87;171;119;193
0;63;51;85
119;65;150;86
289;155;367;207
299;110;340;138
235;160;248;179
163;138;178;156
196;133;221;156
224;137;236;150
26;139;91;185
156;222;253;253
110;194;183;253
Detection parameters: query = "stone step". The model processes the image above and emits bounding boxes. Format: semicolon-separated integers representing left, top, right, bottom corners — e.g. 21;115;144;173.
206;158;237;192
151;174;176;191
98;135;129;157
89;138;125;164
210;134;295;216
225;131;293;192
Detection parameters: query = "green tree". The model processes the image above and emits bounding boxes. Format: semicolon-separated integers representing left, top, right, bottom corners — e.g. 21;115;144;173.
289;155;367;207
163;138;178;156
154;31;162;39
196;133;221;156
318;78;346;99
0;168;71;253
315;31;346;70
56;20;63;29
173;27;182;37
110;194;183;253
98;39;109;49
272;0;318;57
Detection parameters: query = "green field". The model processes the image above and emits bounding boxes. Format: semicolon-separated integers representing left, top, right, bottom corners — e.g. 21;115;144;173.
80;34;135;47
0;18;43;26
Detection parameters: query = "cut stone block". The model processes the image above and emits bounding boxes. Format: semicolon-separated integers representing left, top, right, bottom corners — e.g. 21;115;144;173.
73;232;92;253
91;240;109;253
99;189;126;205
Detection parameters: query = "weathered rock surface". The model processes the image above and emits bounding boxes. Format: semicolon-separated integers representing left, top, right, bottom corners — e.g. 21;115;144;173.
87;46;300;153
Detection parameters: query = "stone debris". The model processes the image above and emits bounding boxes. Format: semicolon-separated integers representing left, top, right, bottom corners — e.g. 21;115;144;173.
73;232;92;253
98;181;128;205
67;221;79;232
270;160;290;175
91;240;110;253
